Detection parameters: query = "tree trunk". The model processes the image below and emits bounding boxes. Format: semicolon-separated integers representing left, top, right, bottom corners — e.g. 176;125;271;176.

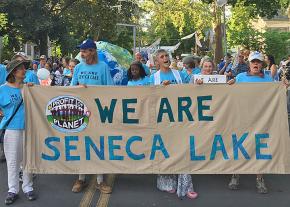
213;0;223;65
39;32;48;57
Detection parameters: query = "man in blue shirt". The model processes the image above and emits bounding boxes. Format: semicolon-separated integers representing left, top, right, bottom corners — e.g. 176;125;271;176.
71;40;113;86
71;38;113;194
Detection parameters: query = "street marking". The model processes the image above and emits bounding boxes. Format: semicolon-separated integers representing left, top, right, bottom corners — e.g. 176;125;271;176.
96;175;116;207
79;175;97;207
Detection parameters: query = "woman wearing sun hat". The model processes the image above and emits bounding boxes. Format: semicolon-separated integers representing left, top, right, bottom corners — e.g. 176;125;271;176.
0;59;36;205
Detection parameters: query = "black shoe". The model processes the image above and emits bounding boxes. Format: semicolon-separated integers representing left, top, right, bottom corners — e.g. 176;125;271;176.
0;151;5;163
0;156;5;163
5;192;18;205
25;191;36;201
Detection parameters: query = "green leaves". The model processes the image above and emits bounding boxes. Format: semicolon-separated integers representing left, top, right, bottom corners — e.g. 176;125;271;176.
264;30;290;62
227;2;264;50
142;0;213;53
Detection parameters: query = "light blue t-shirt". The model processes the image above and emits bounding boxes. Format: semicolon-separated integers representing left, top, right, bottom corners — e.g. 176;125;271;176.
0;85;24;130
182;68;201;83
63;68;72;77
236;72;273;83
142;64;151;76
24;70;40;85
127;76;150;86
71;61;114;86
149;69;185;85
0;64;7;85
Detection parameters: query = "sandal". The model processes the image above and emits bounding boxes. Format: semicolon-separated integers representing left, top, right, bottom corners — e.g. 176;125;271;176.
187;191;198;199
166;189;176;194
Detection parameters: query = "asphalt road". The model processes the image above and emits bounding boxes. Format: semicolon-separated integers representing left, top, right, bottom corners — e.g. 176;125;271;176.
1;165;290;207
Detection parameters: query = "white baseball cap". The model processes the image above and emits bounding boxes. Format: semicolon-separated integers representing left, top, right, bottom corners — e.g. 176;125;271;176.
248;51;264;62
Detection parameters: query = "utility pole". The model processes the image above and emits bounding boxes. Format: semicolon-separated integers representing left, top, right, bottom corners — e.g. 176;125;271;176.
223;5;227;55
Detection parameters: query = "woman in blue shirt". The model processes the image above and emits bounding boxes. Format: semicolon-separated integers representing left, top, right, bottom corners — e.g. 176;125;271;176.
151;49;198;199
227;51;272;194
127;61;149;86
0;59;36;204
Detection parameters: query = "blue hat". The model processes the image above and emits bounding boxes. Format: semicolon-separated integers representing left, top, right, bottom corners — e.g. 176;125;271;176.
32;60;39;65
77;39;97;49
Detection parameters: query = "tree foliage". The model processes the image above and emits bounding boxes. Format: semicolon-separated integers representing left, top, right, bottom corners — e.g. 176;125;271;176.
202;0;287;18
63;0;140;55
264;30;290;62
227;2;264;50
0;0;79;56
142;0;213;54
0;0;141;58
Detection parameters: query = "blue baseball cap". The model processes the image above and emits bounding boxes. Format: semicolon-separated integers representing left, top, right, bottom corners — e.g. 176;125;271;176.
77;39;97;49
32;60;39;65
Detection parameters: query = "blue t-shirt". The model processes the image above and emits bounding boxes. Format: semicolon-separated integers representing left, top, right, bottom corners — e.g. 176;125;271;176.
127;76;150;86
218;61;225;71
236;72;273;83
71;61;114;86
24;70;40;85
182;68;201;83
0;64;7;85
142;64;151;76
149;69;185;85
0;85;24;130
63;68;72;77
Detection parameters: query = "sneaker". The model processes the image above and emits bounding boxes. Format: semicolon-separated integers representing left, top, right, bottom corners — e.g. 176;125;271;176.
228;174;240;190
72;180;86;193
24;191;36;201
256;177;268;194
19;171;23;183
96;182;112;194
5;192;18;205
